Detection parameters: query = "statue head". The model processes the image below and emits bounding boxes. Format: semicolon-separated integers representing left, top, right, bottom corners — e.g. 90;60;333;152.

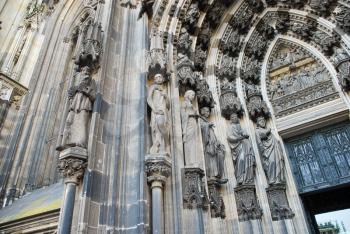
154;73;165;84
184;90;196;101
200;107;210;118
230;113;239;124
257;116;266;128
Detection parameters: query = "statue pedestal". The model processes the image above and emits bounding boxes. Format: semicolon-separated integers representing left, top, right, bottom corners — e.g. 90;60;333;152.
266;184;294;221
207;179;226;218
57;147;88;234
145;153;171;234
234;184;262;222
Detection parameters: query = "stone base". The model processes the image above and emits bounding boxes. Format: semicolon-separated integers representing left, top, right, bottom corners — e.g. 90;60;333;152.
234;185;263;222
266;184;295;221
181;167;209;210
207;179;225;219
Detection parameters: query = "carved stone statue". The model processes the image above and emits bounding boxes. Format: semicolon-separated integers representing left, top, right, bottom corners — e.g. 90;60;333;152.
147;74;169;154
255;117;286;185
227;113;256;185
181;90;198;164
199;107;227;183
57;66;96;151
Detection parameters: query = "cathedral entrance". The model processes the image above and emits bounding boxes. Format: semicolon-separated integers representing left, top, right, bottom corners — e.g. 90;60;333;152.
285;122;350;233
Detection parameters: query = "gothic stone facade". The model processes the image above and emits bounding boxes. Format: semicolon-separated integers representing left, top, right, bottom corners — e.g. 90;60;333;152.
0;0;350;233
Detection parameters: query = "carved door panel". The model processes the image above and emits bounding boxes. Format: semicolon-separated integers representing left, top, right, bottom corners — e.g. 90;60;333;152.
286;122;350;193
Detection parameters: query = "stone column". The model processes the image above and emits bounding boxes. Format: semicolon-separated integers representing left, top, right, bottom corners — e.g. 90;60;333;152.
145;154;172;234
57;147;87;234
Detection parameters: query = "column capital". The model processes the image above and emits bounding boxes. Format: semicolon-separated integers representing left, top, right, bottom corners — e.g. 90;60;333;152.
145;154;172;185
58;147;88;183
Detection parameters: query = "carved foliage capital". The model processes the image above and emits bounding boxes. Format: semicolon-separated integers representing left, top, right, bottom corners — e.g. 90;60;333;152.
145;155;172;184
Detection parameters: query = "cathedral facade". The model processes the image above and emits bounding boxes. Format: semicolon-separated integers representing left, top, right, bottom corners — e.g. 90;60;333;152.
0;0;350;233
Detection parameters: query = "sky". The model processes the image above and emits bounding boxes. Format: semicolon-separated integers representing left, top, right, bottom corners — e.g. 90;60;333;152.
316;209;350;233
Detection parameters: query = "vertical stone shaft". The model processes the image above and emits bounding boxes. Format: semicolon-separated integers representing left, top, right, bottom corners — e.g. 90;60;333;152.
58;181;77;234
151;181;164;234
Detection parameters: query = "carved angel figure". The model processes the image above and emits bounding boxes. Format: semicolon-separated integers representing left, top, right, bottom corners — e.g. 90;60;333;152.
147;74;170;154
255;117;286;185
227;113;256;185
57;66;96;151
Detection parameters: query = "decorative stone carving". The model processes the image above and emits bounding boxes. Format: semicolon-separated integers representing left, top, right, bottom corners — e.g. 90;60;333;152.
145;154;172;184
229;3;254;34
216;54;236;81
219;30;241;57
58;147;88;181
57;67;96;151
181;90;199;163
245;81;270;121
183;3;200;35
138;0;155;19
177;28;192;58
196;79;215;109
255;117;285;185
148;74;170;154
241;59;261;83
75;22;103;72
312;31;338;56
182;167;209;209
309;0;336;16
235;185;263;222
177;54;198;89
266;184;294;221
275;12;290;34
291;22;316;42
247;0;264;13
256;22;275;40
334;5;350;34
219;79;243;119
267;41;338;117
194;45;207;72
332;48;350;91
199;107;227;183
147;48;167;79
207;179;225;218
227;113;256;185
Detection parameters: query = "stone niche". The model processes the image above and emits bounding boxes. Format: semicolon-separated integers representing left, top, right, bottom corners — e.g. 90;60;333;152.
266;40;339;118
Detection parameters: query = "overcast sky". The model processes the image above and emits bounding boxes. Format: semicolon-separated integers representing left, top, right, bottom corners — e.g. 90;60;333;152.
316;209;350;233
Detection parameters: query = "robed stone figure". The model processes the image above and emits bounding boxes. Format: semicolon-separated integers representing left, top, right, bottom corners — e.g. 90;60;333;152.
181;90;199;164
147;74;170;154
57;66;96;151
255;117;286;185
227;113;256;185
199;107;227;183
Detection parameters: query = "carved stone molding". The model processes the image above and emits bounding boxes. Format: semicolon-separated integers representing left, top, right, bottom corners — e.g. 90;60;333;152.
234;185;263;222
207;179;225;219
182;167;209;209
266;184;294;221
145;154;172;185
58;147;88;182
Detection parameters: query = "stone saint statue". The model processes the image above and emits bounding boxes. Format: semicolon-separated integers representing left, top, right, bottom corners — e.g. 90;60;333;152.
181;90;198;164
255;117;286;185
227;113;256;185
147;74;170;154
57;66;96;151
199;107;227;183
